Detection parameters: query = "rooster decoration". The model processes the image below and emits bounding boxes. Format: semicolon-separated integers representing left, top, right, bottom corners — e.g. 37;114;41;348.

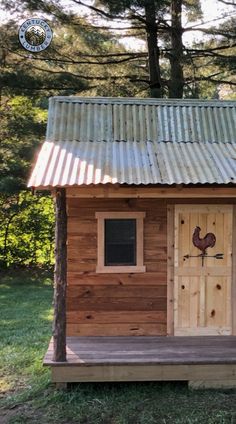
192;226;216;255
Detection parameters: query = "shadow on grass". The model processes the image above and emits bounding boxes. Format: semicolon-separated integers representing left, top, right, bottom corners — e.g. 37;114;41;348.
0;266;53;286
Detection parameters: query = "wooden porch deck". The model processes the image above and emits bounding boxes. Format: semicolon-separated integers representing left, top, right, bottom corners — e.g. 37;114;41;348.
44;336;236;388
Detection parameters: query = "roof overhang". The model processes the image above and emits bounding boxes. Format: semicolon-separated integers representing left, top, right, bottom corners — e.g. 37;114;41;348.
28;97;236;189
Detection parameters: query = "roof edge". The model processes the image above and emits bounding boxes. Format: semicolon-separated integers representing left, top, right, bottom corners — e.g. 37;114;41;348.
48;96;236;107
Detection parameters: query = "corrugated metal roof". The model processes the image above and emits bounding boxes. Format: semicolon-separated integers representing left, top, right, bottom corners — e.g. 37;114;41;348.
46;97;236;144
28;140;236;187
28;97;236;187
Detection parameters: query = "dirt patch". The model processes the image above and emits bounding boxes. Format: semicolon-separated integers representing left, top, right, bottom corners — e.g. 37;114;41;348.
1;404;26;424
0;404;48;424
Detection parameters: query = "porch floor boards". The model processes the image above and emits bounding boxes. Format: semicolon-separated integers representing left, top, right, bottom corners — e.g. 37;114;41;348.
44;336;236;385
44;336;236;366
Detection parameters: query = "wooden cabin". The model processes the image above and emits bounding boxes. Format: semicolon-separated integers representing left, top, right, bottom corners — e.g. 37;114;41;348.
28;97;236;388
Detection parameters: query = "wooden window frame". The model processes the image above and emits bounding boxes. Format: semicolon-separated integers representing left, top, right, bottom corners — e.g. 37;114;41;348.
95;212;146;273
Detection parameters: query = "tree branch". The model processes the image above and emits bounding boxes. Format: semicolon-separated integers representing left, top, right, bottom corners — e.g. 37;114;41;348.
218;0;236;5
17;61;146;81
71;0;148;24
71;0;129;21
184;11;236;30
185;43;236;55
187;76;236;86
7;49;146;66
184;27;236;38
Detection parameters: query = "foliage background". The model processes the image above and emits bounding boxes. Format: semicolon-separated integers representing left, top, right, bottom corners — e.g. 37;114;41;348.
0;97;55;268
0;0;235;268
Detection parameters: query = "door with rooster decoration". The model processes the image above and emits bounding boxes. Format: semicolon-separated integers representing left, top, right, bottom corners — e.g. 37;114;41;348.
174;205;232;336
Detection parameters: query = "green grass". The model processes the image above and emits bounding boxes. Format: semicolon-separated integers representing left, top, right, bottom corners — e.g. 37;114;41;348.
0;269;236;424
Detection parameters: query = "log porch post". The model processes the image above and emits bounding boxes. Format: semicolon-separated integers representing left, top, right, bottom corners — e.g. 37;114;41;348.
53;188;67;362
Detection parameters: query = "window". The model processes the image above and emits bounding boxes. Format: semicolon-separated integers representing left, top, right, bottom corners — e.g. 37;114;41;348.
96;212;146;273
105;219;136;266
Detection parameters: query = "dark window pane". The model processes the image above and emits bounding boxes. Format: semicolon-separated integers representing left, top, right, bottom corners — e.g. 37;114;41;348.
105;219;136;266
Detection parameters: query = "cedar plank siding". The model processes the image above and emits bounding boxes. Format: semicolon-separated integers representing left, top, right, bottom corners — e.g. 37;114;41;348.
66;197;167;336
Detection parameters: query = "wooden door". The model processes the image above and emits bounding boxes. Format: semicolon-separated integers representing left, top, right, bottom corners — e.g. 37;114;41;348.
174;205;232;336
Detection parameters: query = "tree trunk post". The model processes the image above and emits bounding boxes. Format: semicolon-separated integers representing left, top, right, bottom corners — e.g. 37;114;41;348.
145;0;162;98
53;188;67;362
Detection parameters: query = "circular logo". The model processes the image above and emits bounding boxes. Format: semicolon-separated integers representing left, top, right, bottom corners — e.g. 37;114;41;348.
19;19;53;52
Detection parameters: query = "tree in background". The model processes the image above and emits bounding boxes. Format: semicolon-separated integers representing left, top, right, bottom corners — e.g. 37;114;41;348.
0;0;235;268
0;96;55;268
0;8;144;268
0;13;145;98
185;14;236;98
1;0;235;98
87;0;235;97
0;192;54;267
70;0;191;97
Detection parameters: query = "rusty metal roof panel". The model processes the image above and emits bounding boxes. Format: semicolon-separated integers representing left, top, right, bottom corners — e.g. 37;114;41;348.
28;97;236;187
